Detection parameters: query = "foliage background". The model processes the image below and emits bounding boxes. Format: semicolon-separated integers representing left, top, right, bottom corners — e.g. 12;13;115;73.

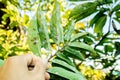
0;0;120;80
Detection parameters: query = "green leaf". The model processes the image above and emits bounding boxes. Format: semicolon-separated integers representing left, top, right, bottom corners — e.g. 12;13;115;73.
104;45;114;53
70;32;88;42
52;59;79;73
37;4;50;49
115;50;120;58
64;20;75;41
95;49;104;54
115;11;120;18
113;4;120;11
115;0;119;2
90;11;104;27
97;0;113;4
83;37;94;45
105;0;113;4
56;53;75;66
69;42;97;57
50;1;63;44
65;46;85;61
28;16;41;56
114;17;120;23
94;15;107;34
69;2;98;22
0;59;4;67
48;67;86;80
9;21;19;29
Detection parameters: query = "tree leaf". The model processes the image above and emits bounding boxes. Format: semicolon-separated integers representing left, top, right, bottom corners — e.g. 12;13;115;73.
95;48;104;54
104;45;114;53
94;15;107;34
50;1;63;44
105;0;113;4
48;67;86;80
115;11;120;18
64;46;85;61
97;0;113;4
69;2;98;22
56;52;75;66
28;16;41;56
83;37;94;45
113;4;120;11
114;17;120;23
37;4;50;49
90;11;104;27
69;42;96;54
52;59;79;73
64;20;75;41
70;32;88;42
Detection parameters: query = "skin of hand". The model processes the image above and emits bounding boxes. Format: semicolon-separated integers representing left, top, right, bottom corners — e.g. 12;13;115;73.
0;54;50;80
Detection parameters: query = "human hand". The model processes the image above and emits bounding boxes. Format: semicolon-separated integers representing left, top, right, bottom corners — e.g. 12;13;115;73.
0;54;50;80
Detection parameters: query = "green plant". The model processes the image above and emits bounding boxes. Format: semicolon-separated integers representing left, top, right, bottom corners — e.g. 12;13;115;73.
1;0;120;80
27;0;101;79
28;0;120;79
69;0;120;79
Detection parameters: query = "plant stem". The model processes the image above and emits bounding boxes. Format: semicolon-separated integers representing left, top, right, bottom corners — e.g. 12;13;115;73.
48;42;69;62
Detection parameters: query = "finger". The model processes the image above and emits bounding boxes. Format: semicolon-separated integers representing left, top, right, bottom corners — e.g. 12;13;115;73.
45;72;50;80
20;54;40;71
33;58;45;72
41;55;48;67
0;66;2;71
20;54;34;65
46;63;51;70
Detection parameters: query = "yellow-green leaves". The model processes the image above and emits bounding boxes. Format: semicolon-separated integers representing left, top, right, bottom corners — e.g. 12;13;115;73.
69;2;98;22
50;1;63;44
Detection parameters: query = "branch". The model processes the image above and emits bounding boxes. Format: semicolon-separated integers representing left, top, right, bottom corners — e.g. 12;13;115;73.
48;43;68;62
